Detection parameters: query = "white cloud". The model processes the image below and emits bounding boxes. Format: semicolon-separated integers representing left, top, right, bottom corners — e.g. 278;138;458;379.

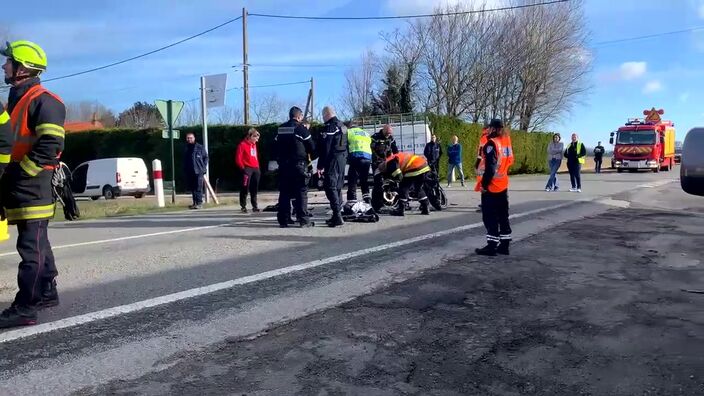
619;62;647;80
643;80;663;94
680;92;690;102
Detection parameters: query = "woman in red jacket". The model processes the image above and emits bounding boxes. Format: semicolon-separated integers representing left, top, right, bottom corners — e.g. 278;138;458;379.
235;128;261;213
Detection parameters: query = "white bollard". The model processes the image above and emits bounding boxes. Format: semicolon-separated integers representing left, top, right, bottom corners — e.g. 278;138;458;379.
152;159;165;208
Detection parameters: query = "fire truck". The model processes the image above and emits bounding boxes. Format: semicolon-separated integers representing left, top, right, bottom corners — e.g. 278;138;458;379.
610;108;676;173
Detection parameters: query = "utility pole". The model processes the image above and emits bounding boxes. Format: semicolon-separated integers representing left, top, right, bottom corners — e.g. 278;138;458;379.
242;7;250;125
310;77;315;121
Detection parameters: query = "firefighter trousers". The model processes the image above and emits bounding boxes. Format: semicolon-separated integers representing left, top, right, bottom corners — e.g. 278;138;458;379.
480;190;512;244
14;220;57;309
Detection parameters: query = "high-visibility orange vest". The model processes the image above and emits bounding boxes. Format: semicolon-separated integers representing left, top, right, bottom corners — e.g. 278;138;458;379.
9;84;64;167
388;152;430;178
475;137;510;192
500;133;514;167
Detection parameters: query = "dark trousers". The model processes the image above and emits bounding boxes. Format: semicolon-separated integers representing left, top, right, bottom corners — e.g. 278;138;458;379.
346;157;371;201
429;161;439;176
595;158;603;174
187;173;204;205
278;165;308;225
567;162;582;189
481;190;512;244
14;220;57;309
399;175;426;203
240;167;260;209
324;155;347;215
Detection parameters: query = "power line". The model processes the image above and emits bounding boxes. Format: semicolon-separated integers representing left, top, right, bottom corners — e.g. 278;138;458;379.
593;25;704;47
248;0;569;20
43;16;243;83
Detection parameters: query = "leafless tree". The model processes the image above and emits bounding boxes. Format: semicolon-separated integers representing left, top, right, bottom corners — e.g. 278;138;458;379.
65;101;117;127
252;92;286;125
341;49;378;118
178;102;201;127
213;105;243;125
379;0;591;131
117;102;162;129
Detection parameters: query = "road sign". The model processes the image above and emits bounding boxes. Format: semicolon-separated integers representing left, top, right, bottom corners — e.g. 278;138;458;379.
162;129;180;139
203;74;228;108
155;100;184;127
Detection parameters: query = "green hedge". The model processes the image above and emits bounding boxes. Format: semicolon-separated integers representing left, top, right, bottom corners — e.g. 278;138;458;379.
428;115;552;182
64;117;552;192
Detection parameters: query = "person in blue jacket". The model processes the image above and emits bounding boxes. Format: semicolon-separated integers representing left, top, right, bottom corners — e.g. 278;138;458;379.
446;135;465;187
183;132;209;209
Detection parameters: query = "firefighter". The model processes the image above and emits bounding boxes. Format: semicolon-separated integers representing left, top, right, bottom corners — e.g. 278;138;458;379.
345;120;372;204
275;107;316;228
317;106;348;227
377;152;431;216
475;119;512;256
0;40;65;328
371;124;399;210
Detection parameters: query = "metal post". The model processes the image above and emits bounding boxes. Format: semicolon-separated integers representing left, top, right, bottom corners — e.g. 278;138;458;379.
200;76;210;203
242;7;250;125
167;100;176;204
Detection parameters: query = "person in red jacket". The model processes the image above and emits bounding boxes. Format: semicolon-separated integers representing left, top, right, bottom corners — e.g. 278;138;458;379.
235;128;261;213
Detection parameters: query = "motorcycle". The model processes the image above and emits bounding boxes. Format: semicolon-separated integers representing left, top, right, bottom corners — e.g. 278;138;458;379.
371;171;447;212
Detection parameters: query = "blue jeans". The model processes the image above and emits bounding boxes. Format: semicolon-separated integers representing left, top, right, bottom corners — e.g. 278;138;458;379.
447;163;465;185
545;159;561;190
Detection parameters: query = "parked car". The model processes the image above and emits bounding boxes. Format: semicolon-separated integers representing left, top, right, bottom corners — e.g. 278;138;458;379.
71;157;151;200
681;128;704;196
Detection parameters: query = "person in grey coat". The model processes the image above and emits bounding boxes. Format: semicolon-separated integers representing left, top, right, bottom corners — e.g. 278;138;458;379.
545;133;563;191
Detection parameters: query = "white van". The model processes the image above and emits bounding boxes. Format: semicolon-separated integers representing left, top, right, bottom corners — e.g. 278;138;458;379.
71;157;151;200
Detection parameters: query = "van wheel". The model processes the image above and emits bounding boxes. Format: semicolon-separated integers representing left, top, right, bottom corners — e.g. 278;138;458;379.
91;196;101;201
134;193;145;199
103;186;115;200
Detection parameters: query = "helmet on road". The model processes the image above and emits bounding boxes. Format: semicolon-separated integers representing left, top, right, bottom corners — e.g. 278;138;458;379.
1;41;48;72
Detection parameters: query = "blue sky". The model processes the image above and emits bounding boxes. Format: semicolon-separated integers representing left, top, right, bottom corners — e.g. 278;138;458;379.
2;0;704;146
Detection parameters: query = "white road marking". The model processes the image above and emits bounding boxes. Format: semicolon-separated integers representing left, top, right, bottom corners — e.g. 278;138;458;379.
0;200;585;344
0;217;278;258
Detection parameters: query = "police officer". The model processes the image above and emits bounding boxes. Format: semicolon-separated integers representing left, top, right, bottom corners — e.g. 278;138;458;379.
275;107;316;228
0;41;65;328
377;152;431;216
475;119;512;256
371;124;399;209
317;106;348;227
345;120;372;204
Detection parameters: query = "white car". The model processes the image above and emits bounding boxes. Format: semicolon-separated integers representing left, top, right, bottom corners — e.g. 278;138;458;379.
71;157;151;200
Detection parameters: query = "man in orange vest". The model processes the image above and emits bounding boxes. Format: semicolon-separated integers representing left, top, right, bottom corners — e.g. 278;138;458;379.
475;119;512;256
377;152;431;216
0;41;65;328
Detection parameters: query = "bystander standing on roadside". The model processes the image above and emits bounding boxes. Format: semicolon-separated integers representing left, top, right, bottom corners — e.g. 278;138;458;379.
236;128;261;213
446;135;465;188
564;133;586;192
593;141;605;174
545;133;563;191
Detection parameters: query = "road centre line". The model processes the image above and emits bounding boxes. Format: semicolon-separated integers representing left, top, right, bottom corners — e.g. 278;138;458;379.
0;200;589;344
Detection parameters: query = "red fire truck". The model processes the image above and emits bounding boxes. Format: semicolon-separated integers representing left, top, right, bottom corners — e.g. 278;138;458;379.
610;108;676;173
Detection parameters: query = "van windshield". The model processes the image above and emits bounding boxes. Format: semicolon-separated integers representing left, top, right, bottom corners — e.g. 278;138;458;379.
617;130;656;145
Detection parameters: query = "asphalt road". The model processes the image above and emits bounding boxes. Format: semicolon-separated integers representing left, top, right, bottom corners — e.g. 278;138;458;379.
0;168;696;395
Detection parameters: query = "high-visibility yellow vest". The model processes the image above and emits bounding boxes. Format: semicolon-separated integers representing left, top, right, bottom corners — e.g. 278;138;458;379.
347;127;372;160
0;220;9;243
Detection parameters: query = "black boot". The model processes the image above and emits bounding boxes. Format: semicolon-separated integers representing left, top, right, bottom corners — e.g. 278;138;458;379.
475;241;498;256
497;240;510;255
0;305;37;329
326;213;344;227
37;279;60;309
419;200;430;215
391;201;406;216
